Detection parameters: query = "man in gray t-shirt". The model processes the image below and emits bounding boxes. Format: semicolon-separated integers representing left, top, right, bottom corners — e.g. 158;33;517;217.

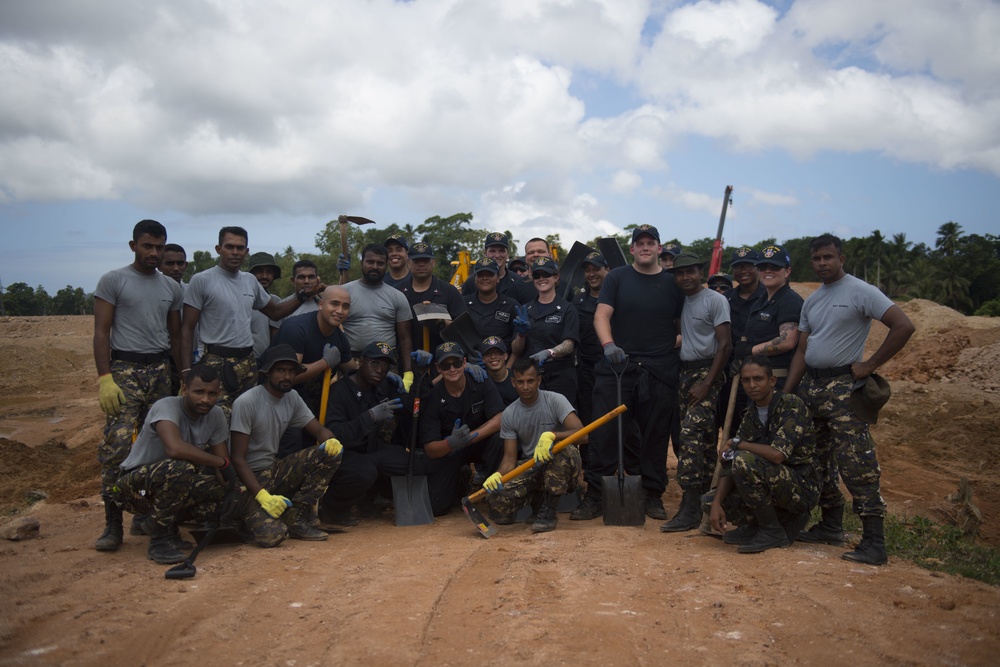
785;234;914;566
181;227;323;416
661;252;732;533
229;345;343;546
92;219;184;553
484;358;584;534
114;364;235;566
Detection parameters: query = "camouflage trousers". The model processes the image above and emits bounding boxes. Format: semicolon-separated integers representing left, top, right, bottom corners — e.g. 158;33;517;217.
98;360;171;495
676;366;723;492
113;459;226;528
486;446;581;517
200;352;257;418
798;374;886;517
241;445;343;547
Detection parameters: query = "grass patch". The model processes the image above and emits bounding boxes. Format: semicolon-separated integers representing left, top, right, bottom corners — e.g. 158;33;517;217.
838;510;1000;586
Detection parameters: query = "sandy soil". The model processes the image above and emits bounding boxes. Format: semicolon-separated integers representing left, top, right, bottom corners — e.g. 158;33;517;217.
1;297;999;666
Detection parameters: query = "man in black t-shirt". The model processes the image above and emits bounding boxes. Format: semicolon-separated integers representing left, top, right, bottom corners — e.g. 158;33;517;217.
572;225;684;522
396;242;467;353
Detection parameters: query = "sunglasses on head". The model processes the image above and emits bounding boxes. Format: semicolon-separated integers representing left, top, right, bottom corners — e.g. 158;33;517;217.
437;358;463;370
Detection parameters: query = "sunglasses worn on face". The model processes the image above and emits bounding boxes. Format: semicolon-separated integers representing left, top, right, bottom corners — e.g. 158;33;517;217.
366;359;390;371
511;266;528;273
709;284;729;292
532;272;554;280
757;263;784;272
438;359;463;371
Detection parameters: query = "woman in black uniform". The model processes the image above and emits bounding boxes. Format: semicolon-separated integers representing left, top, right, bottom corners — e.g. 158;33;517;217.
742;244;803;389
520;257;580;406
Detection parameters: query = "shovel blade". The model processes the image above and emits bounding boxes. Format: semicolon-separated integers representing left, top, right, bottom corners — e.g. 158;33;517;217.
164;560;197;580
461;497;496;538
601;474;645;526
390;475;434;527
412;303;452;322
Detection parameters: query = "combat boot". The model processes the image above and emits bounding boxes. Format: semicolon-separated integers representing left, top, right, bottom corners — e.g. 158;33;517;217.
145;520;186;565
131;515;193;550
659;490;701;532
284;507;329;541
798;505;845;545
738;505;790;554
570;492;602;520
644;491;669;521
723;522;758;545
778;509;811;546
94;497;124;552
530;494;559;533
841;516;888;566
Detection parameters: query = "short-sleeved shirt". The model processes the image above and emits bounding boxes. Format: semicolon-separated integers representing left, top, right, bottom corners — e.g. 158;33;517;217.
523;297;579;366
383;272;410;289
574;291;602;362
465;292;521;348
734;391;816;469
599;266;684;376
184;266;272;348
250;294;281;358
418;378;504;447
397;276;468;352
94;265;183;353
490;371;519;407
744;284;803;370
342;279;414;353
281;296;319;323
679;288;730;361
724;284;767;347
230;385;315;471
120;396;228;471
274;311;352;409
500;390;575;459
799;274;894;368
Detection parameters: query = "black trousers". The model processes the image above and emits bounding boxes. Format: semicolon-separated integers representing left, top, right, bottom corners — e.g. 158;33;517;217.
423;434;504;516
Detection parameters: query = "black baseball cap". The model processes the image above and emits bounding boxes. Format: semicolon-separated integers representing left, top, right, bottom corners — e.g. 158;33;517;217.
581;251;608;268
730;246;759;267
435;341;465;363
473;258;500;275
384;234;409;251
484;232;509;249
756;244;791;268
530;257;559;276
480;336;507;353
361;341;396;361
408;242;434;259
660;243;682;258
630;224;660;243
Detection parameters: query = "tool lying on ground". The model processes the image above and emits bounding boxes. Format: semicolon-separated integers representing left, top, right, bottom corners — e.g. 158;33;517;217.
603;359;644;526
391;344;434;526
164;524;218;580
461;404;627;538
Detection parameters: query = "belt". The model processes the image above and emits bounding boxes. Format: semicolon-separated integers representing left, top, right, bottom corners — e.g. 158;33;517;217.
772;368;789;378
680;358;713;371
111;350;169;365
807;365;852;379
205;344;254;359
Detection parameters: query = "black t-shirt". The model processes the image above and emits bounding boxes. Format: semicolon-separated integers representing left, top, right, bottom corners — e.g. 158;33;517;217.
383;272;410;289
724;284;766;346
744;284;803;370
490;371;519;407
274;311;352;410
396;275;467;352
418;377;504;447
507;279;537;306
574;291;602;361
598;266;683;362
465;292;521;348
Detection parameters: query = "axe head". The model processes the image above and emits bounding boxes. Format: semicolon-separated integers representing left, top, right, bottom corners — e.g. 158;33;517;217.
340;215;377;226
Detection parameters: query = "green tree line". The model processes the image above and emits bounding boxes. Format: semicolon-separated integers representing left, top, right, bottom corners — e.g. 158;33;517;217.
3;219;997;317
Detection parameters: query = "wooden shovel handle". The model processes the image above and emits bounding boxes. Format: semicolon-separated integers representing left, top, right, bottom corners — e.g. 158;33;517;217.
319;367;332;424
466;404;626;503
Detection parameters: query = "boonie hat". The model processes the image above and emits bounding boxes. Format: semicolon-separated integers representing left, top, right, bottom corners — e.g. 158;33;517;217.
630;224;661;243
383;234;409;251
408;242;434;259
581;251;608;268
435;341;465;363
247;252;282;279
730;246;760;267
361;341;396;361
669;251;705;271
756;244;791;268
480;336;507;353
850;373;891;425
530;257;559;276
258;344;305;373
484;232;509;249
473;258;500;275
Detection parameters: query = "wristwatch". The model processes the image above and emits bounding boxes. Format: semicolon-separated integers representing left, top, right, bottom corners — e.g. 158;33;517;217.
731;437;741;451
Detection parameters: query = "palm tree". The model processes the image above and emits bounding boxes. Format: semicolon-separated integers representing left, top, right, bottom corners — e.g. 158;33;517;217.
935;222;963;257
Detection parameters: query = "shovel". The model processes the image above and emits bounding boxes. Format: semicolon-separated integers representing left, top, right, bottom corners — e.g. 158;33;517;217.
440;312;482;357
461;404;627;538
602;359;645;526
390;366;434;526
164;524;217;580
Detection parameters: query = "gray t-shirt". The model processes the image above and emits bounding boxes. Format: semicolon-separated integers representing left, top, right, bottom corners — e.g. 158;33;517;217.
184;265;272;348
120;396;228;471
230;385;315;471
500;390;575;459
281;296;319;323
94;265;183;353
680;288;730;361
800;273;894;368
342;279;413;352
250;294;281;358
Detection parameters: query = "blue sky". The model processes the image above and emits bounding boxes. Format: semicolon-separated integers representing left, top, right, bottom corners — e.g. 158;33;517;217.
1;0;997;293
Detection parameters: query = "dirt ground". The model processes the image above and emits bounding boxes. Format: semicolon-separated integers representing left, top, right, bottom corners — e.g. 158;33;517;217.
2;296;1000;666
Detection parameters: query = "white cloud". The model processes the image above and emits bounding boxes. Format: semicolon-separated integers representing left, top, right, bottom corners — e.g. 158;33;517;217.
744;187;799;206
610;170;643;193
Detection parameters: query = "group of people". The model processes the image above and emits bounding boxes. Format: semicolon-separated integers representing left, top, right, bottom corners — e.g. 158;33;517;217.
92;218;913;569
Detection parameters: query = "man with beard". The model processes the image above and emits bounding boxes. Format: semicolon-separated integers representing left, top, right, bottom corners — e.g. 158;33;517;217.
229;345;344;546
342;243;415;390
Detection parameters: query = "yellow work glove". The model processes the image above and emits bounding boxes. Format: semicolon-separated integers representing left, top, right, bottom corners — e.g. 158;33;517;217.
533;431;556;463
98;374;125;415
483;472;504;494
402;371;415;393
255;489;292;518
318;437;343;457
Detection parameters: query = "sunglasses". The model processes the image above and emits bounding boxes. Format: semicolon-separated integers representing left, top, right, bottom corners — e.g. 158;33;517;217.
532;272;554;280
708;283;729;292
437;358;463;371
756;263;785;272
511;266;528;273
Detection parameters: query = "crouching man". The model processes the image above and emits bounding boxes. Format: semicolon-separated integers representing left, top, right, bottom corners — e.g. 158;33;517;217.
708;356;819;553
484;358;584;533
114;364;238;565
229;345;344;546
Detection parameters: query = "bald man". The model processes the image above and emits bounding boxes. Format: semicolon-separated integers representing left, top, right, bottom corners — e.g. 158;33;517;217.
274;286;357;455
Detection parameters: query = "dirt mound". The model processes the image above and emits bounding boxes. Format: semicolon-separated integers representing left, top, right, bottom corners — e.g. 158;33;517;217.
0;437;99;512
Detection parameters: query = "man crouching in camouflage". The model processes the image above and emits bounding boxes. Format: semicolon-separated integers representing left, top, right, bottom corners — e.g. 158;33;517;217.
114;364;240;565
708;356;819;553
229;345;344;547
